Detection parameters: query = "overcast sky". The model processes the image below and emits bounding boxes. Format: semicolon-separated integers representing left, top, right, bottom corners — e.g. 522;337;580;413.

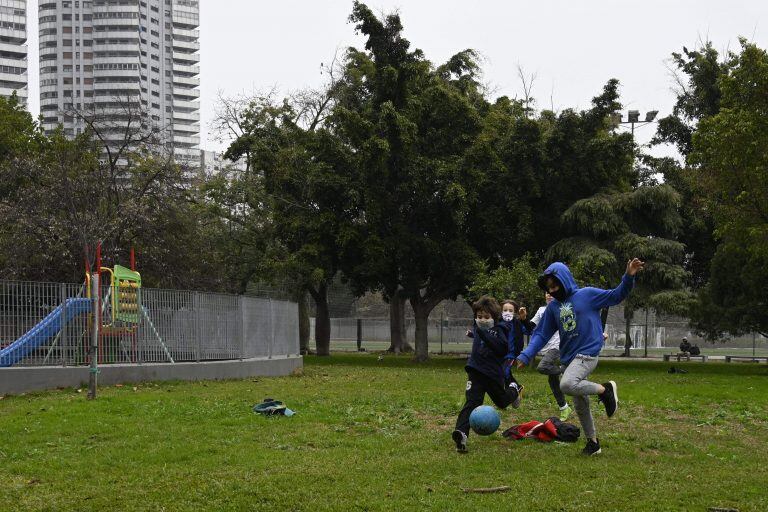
26;0;768;158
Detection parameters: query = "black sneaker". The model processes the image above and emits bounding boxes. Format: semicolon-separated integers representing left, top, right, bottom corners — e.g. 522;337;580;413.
582;438;601;456
452;430;468;453
599;380;618;417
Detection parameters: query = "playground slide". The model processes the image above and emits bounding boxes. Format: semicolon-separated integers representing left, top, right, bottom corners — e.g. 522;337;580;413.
0;298;92;367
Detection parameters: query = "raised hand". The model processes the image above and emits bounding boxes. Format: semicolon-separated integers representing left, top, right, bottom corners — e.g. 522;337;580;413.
626;258;645;276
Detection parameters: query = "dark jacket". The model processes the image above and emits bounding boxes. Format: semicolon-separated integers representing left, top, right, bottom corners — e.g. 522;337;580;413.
466;321;511;385
502;318;535;360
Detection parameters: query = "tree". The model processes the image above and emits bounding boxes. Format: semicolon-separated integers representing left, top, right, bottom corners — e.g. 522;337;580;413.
0;93;44;203
467;254;542;309
333;2;486;361
218;82;356;355
547;184;690;355
0;95;224;289
651;43;726;288
687;40;768;338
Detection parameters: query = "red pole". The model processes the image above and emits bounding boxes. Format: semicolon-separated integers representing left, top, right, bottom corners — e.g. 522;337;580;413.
130;246;135;271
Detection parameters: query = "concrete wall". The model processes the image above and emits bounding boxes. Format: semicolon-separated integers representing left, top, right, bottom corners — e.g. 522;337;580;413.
0;355;302;395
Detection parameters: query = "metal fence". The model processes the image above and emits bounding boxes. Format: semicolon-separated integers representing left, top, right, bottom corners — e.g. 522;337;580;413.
0;279;299;367
314;314;767;356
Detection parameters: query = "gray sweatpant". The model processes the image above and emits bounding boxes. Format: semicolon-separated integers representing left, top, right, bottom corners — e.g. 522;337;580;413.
559;354;602;440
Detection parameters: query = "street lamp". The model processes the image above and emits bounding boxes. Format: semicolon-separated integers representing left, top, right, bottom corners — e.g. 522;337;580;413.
608;108;659;359
609;109;658;136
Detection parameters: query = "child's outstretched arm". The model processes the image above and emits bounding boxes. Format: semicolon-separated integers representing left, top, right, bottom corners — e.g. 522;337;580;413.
515;307;558;367
584;258;645;310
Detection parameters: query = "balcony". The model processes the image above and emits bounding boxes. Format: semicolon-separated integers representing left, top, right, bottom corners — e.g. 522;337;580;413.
172;63;199;76
172;120;199;134
172;74;199;87
0;42;26;59
173;51;200;64
171;109;199;122
174;88;200;100
0;86;26;99
172;99;199;111
172;134;200;146
93;82;141;93
172;39;199;52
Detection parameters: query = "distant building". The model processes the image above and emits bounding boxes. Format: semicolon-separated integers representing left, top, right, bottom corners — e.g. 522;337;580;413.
38;0;200;161
200;149;247;177
0;0;28;104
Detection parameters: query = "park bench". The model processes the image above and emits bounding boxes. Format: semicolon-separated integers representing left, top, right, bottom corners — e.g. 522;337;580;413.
724;355;768;363
663;353;708;362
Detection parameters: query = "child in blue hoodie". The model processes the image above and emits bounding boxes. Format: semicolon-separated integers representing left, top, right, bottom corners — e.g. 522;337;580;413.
515;258;644;456
452;296;523;453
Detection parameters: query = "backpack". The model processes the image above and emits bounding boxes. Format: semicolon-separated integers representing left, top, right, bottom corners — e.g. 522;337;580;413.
689;345;701;356
253;398;295;416
501;417;580;443
548;417;580;442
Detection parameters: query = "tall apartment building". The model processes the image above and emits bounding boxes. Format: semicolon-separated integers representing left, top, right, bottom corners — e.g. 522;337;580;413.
38;0;199;162
0;0;27;104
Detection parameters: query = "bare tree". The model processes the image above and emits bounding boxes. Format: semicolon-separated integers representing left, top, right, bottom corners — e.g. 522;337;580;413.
516;63;537;116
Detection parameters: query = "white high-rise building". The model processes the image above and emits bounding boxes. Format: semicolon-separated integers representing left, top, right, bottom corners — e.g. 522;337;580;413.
0;0;27;104
38;0;199;160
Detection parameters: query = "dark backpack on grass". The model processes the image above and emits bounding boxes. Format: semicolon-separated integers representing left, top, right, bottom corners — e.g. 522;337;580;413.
548;417;580;442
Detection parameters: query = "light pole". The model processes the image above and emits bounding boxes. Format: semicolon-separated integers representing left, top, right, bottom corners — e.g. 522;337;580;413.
610;109;658;358
610;110;659;136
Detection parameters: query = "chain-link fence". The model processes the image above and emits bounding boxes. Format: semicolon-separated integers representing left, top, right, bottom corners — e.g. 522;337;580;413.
0;279;298;367
308;292;767;357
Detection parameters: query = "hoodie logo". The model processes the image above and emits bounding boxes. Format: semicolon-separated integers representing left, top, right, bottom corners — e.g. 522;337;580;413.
559;303;577;333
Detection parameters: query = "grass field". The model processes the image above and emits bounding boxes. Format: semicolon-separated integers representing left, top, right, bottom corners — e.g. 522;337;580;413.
1;354;767;511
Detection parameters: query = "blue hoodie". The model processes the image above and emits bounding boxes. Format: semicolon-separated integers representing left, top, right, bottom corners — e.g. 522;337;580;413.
517;262;635;366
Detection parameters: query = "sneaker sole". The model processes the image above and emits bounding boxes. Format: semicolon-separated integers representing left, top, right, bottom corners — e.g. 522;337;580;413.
585;448;602;456
609;380;618;417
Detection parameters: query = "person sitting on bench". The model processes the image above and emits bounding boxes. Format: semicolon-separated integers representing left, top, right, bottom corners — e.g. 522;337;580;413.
679;337;692;354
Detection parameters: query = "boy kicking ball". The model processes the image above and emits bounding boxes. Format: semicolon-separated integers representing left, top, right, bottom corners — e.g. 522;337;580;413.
515;258;644;455
452;296;522;453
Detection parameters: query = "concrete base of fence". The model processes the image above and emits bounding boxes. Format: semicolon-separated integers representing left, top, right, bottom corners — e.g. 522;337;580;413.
0;355;303;395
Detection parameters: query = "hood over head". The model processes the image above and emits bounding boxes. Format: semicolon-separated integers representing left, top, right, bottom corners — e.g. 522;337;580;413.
537;262;579;300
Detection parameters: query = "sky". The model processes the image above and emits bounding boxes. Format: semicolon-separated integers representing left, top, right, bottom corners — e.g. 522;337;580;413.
25;0;768;159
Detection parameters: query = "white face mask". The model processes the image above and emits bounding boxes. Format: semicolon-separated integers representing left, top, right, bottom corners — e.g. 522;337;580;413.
501;312;515;322
476;318;494;330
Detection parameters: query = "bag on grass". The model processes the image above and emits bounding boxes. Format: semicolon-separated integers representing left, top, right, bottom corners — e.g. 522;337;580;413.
502;417;579;443
253;398;295;417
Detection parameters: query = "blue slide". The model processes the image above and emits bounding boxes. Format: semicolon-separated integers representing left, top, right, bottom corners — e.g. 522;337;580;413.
0;298;92;367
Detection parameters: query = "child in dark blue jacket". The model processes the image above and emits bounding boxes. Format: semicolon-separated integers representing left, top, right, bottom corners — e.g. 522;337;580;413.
452;296;523;453
516;258;644;456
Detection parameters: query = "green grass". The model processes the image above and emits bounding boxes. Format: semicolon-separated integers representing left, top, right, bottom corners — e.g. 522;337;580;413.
1;354;767;511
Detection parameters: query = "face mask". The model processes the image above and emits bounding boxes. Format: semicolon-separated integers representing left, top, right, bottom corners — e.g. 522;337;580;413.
476;318;494;330
550;287;567;303
501;312;515;322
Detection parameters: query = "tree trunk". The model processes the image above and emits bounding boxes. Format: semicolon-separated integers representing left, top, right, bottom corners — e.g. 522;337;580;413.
624;308;633;357
388;290;412;354
311;283;331;356
298;291;310;355
643;308;649;358
412;301;430;362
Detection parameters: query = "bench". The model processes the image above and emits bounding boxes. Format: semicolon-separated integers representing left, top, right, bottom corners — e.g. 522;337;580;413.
724;355;768;363
663;353;708;362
